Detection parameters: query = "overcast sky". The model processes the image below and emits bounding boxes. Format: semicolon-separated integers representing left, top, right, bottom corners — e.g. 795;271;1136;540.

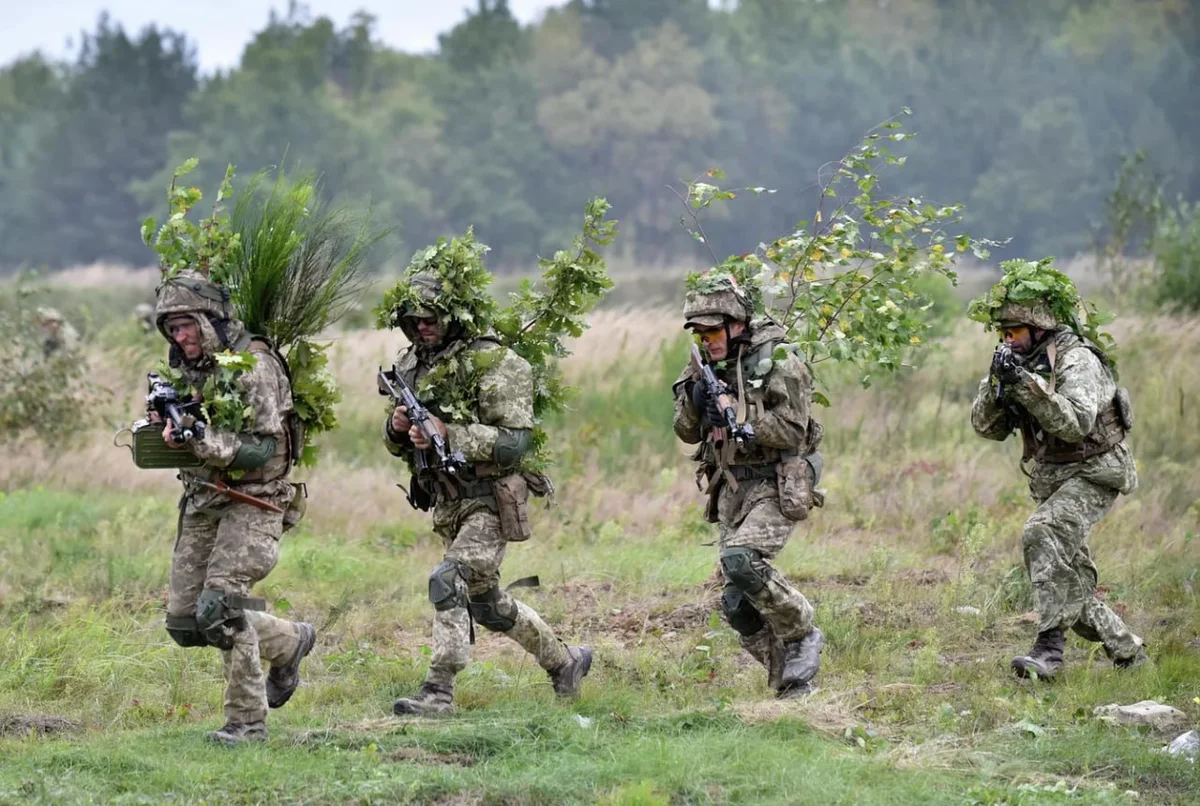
3;1;565;71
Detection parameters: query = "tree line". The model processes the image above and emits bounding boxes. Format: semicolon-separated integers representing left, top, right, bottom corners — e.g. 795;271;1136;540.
0;0;1197;272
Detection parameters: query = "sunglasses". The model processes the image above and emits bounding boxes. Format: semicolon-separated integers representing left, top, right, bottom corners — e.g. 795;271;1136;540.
692;327;725;344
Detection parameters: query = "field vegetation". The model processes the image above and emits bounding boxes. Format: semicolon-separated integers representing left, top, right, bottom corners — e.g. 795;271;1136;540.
1;267;1198;804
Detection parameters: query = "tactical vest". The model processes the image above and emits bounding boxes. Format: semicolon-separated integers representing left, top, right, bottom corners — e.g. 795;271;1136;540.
1015;337;1127;465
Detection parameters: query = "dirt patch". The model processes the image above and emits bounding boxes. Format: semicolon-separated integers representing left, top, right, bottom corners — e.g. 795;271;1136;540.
385;746;476;767
0;714;82;737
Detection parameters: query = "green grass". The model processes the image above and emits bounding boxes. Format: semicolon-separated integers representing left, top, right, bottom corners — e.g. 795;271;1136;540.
2;312;1199;803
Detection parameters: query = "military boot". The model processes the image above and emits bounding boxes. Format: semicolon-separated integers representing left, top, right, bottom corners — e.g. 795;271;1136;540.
267;622;317;709
1011;628;1065;679
393;682;455;717
1113;646;1149;670
548;646;593;697
205;721;267;746
777;626;824;699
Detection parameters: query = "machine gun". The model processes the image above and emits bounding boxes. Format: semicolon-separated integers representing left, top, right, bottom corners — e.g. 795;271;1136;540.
689;344;755;447
378;367;467;508
146;373;206;444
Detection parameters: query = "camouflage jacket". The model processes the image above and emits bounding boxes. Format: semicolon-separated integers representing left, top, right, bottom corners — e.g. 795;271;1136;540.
383;333;535;535
971;330;1137;496
177;329;294;506
672;319;816;466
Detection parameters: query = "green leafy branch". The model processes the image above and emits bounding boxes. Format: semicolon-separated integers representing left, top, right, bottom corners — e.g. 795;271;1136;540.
141;159;240;283
674;112;999;402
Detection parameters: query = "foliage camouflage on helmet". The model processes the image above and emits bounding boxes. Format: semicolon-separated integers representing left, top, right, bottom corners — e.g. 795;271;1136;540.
966;257;1117;363
375;228;497;337
682;270;756;328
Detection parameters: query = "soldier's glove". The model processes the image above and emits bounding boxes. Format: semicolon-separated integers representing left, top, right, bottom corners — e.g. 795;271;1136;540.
692;379;727;429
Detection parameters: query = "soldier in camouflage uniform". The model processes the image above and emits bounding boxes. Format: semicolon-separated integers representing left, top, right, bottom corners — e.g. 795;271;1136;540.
385;272;592;717
672;275;826;697
153;270;317;744
971;298;1146;679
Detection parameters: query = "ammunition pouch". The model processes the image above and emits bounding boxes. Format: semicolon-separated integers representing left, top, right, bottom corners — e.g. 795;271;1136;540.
467;586;517;632
428;561;465;612
194;589;265;650
1115;387;1135;431
1019;398;1126;465
282;482;307;532
721;586;765;636
165;615;209;648
493;474;532;542
719;546;767;594
124;419;204;470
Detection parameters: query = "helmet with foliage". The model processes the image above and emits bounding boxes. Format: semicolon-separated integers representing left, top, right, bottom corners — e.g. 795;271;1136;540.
682;272;754;329
967;258;1085;333
376;228;498;344
996;300;1058;330
154;270;234;341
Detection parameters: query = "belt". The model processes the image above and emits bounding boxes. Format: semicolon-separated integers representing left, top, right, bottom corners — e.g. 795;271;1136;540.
729;464;777;481
440;476;497;501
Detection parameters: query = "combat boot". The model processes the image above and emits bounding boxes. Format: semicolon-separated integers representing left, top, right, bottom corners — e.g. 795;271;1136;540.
267;622;317;709
1113;646;1149;670
548;645;593;697
777;626;824;699
393;682;455;717
1011;628;1064;679
205;721;267;746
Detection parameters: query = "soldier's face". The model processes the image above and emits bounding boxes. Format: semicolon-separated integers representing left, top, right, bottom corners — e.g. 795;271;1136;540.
1001;325;1034;354
693;321;745;361
168;316;203;361
413;316;443;346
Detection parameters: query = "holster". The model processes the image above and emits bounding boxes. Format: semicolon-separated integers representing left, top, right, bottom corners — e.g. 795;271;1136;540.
282;483;307;532
494;473;532;542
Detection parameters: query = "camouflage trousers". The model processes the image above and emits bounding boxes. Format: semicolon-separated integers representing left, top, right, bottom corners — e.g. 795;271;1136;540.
168;497;305;724
718;479;814;688
425;509;569;689
1023;476;1142;660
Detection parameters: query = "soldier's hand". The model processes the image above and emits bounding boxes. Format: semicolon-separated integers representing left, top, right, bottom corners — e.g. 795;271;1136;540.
409;415;447;450
162;420;185;448
391;405;412;435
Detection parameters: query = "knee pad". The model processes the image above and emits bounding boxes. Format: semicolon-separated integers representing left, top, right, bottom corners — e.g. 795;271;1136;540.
721;586;765;636
429;561;465;612
720;546;767;594
165;615;209;648
195;589;246;650
467;586;517;632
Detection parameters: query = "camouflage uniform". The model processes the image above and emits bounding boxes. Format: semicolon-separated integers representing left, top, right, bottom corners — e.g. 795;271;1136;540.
37;307;79;357
672;278;825;696
384;276;589;714
154;271;315;742
971;300;1144;675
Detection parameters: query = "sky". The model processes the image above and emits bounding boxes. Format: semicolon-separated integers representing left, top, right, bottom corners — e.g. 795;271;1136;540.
2;1;565;71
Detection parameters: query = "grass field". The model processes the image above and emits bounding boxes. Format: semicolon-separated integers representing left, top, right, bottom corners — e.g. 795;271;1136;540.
1;278;1199;804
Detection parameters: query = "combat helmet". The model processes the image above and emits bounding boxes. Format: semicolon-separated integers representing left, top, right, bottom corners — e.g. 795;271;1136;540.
393;271;446;344
682;273;754;330
997;300;1058;331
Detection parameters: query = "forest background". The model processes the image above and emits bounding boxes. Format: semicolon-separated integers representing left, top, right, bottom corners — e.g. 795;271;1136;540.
1;0;1198;273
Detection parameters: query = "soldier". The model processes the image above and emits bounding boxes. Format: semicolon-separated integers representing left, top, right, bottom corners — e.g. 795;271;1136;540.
37;306;79;356
970;290;1146;679
383;272;592;717
672;274;826;698
152;270;317;744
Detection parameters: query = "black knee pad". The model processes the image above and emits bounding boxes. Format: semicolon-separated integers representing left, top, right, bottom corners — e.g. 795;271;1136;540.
429;560;465;612
194;589;245;650
721;586;765;636
467;586;517;632
165;615;209;648
719;546;767;594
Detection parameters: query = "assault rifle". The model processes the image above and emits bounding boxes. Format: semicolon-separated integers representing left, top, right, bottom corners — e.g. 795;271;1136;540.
378;367;467;478
991;343;1017;402
690;344;755;447
146;373;206;444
